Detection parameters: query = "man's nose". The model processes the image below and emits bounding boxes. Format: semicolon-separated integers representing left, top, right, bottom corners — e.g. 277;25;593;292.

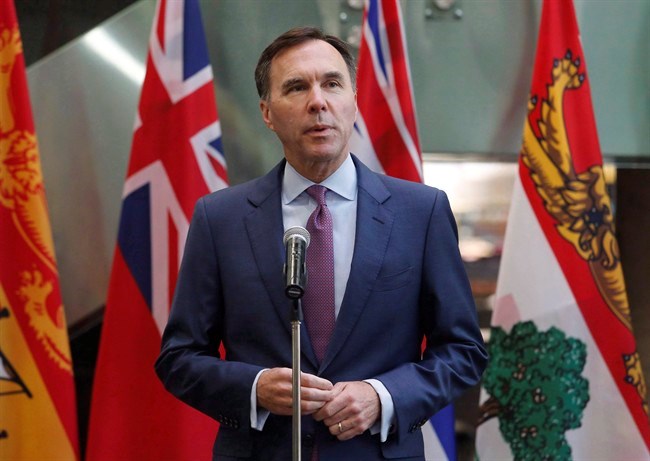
307;87;327;113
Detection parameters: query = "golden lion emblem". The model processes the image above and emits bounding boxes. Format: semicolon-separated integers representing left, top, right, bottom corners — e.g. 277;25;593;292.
16;270;73;373
521;50;630;331
0;25;72;374
624;352;649;415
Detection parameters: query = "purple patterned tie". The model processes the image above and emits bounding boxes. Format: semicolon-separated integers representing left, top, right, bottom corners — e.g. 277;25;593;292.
302;185;336;364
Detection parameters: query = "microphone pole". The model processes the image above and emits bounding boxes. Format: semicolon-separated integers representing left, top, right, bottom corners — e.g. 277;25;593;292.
283;227;310;461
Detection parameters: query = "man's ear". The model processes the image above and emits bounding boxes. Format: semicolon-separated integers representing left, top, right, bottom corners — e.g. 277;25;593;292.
354;92;358;122
260;99;274;131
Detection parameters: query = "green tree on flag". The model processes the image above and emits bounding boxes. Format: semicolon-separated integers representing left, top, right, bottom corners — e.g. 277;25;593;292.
478;321;589;460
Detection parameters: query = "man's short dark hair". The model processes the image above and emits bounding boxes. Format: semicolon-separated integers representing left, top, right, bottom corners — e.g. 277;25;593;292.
255;26;357;100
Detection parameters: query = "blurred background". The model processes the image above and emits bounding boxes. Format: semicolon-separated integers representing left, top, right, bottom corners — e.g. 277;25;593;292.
16;0;650;458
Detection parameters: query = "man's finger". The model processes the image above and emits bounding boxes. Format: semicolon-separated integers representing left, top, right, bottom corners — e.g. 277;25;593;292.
301;385;333;402
300;372;333;390
312;383;347;422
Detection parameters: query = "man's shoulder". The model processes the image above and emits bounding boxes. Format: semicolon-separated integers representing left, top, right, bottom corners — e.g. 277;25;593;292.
364;167;444;202
377;173;439;193
203;177;260;202
352;154;442;198
200;161;284;209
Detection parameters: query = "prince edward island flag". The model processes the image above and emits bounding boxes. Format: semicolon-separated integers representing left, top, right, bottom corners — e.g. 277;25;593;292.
475;1;650;460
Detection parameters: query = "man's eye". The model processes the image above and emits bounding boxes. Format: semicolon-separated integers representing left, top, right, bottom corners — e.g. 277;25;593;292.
325;81;341;88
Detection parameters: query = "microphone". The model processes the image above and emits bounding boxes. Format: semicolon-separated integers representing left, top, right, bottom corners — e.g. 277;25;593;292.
283;226;310;299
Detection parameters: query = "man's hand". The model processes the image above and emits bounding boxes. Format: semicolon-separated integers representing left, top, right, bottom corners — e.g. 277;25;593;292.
312;381;380;441
256;367;334;416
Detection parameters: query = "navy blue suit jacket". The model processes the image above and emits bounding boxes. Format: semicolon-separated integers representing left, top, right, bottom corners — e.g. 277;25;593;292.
155;155;487;460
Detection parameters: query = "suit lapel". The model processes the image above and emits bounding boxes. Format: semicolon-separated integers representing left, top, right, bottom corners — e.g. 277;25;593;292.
244;160;319;369
320;156;394;372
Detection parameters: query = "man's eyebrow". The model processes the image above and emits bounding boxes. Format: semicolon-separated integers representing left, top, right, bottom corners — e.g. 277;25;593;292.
281;77;304;92
324;71;345;82
280;71;347;92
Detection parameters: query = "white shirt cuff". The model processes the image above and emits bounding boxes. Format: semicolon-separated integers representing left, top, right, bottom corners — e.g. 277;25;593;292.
250;369;271;430
364;379;395;442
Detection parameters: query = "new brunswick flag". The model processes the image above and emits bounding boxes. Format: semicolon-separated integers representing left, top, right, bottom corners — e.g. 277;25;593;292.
475;1;650;459
0;1;79;460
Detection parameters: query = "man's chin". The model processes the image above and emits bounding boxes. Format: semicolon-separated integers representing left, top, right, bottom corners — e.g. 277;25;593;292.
306;150;347;163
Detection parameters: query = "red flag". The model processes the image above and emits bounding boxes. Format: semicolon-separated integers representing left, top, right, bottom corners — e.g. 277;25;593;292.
351;1;456;459
0;1;79;459
349;0;423;183
86;1;227;459
476;1;649;459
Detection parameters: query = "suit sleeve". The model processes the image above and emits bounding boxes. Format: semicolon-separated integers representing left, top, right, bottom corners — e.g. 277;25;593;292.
154;197;263;431
374;190;488;443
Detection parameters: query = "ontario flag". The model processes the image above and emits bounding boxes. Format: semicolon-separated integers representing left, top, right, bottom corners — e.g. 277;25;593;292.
0;1;79;460
475;1;650;460
350;1;455;459
86;1;227;460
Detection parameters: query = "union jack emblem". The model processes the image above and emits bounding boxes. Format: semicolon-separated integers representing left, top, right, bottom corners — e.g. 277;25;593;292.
120;0;228;334
349;0;423;182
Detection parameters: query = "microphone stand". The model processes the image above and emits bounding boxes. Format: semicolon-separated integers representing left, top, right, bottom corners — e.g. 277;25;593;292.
290;298;302;461
283;226;309;461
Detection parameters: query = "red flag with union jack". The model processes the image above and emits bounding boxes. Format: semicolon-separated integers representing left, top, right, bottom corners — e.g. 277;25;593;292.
86;1;227;459
350;1;456;459
349;0;422;183
0;1;79;459
476;0;649;459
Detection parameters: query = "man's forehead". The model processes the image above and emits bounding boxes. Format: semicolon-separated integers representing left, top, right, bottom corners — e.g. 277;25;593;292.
270;40;349;81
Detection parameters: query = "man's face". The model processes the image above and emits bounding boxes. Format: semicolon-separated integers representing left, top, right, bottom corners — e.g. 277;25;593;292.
260;39;357;182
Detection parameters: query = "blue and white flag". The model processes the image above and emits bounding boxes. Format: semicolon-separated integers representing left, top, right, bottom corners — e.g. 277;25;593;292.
351;2;455;459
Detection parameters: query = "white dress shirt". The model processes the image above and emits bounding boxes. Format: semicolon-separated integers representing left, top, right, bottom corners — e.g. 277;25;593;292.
250;154;395;441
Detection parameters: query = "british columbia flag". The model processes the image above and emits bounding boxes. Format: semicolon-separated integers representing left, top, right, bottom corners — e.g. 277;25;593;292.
86;1;225;459
350;1;456;460
349;0;423;183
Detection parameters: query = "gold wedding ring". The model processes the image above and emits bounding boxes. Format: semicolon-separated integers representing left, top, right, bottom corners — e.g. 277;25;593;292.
338;422;343;433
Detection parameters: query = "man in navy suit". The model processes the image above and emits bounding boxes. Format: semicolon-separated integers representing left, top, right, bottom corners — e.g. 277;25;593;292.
155;27;487;461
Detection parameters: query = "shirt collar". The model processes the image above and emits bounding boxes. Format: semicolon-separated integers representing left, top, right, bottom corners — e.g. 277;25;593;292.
282;154;357;204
